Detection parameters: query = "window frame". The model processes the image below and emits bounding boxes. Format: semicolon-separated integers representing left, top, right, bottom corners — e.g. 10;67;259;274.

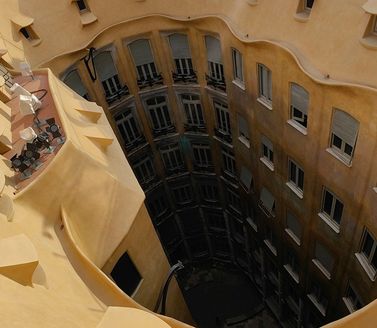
144;95;173;133
318;187;343;233
287;158;304;198
180;94;205;127
231;48;244;85
343;283;363;314
356;228;377;281
257;63;272;108
260;135;274;171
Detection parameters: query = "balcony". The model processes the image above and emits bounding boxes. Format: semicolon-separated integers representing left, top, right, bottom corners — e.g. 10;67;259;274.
206;74;226;92
184;123;207;134
137;74;164;90
152;125;176;138
214;128;232;144
124;135;147;153
172;70;197;84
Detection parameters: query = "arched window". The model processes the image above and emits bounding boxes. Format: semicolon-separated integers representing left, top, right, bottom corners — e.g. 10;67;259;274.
62;69;89;100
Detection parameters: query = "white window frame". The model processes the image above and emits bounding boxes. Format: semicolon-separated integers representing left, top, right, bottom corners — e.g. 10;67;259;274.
181;94;205;127
318;187;343;233
114;109;142;147
355;228;377;281
214;100;231;136
231;48;244;87
286;158;304;199
205;36;224;82
260;135;274;171
145;95;172;131
168;33;193;76
160;144;184;171
257;63;272;109
288;83;309;134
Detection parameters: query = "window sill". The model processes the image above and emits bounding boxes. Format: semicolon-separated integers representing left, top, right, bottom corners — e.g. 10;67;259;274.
246;217;258;232
285;228;301;246
283;264;299;284
238;136;250;148
318;212;340;234
312;259;331;280
326;148;352;167
355;253;376;282
360;36;377;51
257;97;272;110
264;239;277;256
287;119;307;135
294;12;310;22
232;79;246;91
80;11;98;26
286;182;304;199
307;294;326;317
260;157;274;171
342;297;356;314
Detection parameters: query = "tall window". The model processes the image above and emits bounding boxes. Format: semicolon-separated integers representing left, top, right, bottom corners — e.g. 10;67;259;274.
94;51;122;101
356;228;377;281
231;48;243;84
76;0;88;12
192;143;212;168
160;144;184;172
205;36;224;82
238;115;249;146
284;248;300;283
257;63;272;107
260;135;274;170
290;83;309;130
114;109;143;150
305;0;315;10
329;109;359;164
222;148;236;176
226;187;241;213
259;187;275;217
145;96;173;133
343;283;363;313
169;33;193;76
308;282;328;317
214;101;231;140
240;166;253;192
319;188;343;231
287;158;304;197
129;39;158;81
62;69;89;100
285;212;302;245
181;94;205;127
132;155;155;186
312;242;334;279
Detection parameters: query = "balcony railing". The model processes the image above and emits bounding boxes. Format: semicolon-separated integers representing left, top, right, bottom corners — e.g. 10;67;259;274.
205;74;226;92
124;135;147;152
105;85;130;104
172;70;197;84
137;74;164;90
184;123;207;134
214;128;232;143
152;125;176;138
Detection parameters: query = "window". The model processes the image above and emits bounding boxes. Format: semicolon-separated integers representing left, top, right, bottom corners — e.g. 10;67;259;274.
222;148;236;177
181;94;205;127
312;242;334;279
284;248;300;283
238;115;250;147
192;143;212;168
264;226;277;256
319;188;343;232
206;209;226;231
231;48;244;84
308;282;328;317
147;194;170;219
62;69;89;100
329;109;359;165
214;100;231;140
169;33;193;76
114;109;143;150
239;166;253;192
257;63;272;107
260;135;274;171
129;39;158;82
356;228;377;281
111;252;142;296
285;212;302;245
343;283;363;313
76;0;88;12
94;51;123;102
305;0;315;10
172;184;192;205
296;0;315;19
132;155;155;186
259;187;275;217
160;144;184;173
200;183;219;202
205;36;224;82
145;96;173;133
289;83;309;132
287;159;304;198
226;187;241;213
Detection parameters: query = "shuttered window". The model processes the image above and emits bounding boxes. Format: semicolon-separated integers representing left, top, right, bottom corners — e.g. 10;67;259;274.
169;33;193;75
63;69;89;99
240;166;253;192
313;242;334;278
146;96;172;131
94;51;121;97
330;109;359;163
205;35;224;81
260;187;275;216
290;83;309;128
129;39;158;81
286;212;302;244
238;115;249;141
